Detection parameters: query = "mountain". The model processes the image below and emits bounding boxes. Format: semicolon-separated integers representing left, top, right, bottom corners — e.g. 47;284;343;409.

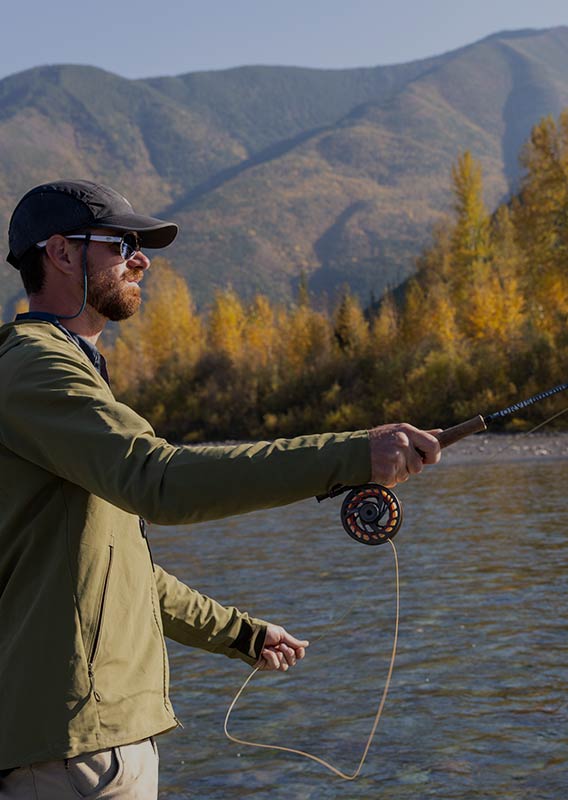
1;26;568;314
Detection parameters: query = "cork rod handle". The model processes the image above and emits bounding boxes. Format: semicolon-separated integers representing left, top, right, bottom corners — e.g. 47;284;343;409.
436;415;487;449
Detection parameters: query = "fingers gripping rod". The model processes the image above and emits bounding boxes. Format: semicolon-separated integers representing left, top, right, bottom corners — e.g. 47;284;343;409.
318;416;487;546
316;414;486;504
350;418;486;543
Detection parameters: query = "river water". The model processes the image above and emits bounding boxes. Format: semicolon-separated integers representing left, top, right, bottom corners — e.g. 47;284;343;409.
151;457;568;799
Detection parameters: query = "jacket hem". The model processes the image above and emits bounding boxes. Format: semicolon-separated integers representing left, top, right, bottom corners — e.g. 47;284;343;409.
0;718;177;770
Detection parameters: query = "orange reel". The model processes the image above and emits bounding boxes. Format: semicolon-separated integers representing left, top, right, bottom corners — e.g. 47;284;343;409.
340;484;403;545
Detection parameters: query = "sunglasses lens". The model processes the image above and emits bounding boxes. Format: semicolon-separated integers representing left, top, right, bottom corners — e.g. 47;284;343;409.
120;233;139;260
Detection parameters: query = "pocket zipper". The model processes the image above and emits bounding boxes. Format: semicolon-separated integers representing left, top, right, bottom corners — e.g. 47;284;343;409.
88;543;114;701
139;518;155;571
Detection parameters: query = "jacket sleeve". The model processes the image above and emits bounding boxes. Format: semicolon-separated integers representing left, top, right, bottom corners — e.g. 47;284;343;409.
153;564;267;666
0;335;371;524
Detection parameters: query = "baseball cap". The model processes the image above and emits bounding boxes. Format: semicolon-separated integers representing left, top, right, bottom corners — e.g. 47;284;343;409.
7;180;178;268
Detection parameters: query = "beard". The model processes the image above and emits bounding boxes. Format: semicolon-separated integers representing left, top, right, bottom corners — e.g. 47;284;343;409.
86;263;144;321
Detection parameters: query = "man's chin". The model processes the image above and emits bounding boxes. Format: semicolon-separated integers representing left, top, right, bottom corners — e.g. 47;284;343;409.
107;308;139;322
93;296;142;322
108;300;142;321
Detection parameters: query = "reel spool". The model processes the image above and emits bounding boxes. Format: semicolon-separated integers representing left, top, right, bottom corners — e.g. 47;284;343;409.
340;484;403;545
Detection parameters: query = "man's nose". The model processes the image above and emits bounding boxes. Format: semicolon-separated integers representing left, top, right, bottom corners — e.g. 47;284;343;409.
128;249;151;270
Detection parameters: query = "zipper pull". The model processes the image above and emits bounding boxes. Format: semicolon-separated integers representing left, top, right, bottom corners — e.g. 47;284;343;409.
88;663;102;702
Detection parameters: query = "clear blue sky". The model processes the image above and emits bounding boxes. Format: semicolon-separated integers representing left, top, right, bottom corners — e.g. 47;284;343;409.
2;0;568;81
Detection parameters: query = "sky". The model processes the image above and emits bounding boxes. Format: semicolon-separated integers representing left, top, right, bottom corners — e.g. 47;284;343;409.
1;0;568;81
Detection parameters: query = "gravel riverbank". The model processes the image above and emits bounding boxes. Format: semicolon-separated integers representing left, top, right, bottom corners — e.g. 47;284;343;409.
439;431;568;464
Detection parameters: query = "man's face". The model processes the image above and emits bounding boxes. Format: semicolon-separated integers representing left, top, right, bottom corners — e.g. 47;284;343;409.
82;229;151;321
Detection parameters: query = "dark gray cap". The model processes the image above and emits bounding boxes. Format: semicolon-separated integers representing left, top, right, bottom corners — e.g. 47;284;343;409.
7;179;178;268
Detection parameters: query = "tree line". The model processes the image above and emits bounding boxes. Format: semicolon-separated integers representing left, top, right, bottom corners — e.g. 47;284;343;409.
103;112;568;441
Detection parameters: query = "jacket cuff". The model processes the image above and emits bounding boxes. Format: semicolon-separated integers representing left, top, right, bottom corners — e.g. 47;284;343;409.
229;617;268;665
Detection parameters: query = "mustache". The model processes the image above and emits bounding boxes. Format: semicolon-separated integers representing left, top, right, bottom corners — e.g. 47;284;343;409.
124;268;145;282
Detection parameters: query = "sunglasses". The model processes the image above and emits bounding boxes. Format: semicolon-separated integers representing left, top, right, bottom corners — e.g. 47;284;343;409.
36;231;141;261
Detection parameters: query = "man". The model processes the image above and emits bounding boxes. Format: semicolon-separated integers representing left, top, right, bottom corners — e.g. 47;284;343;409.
0;180;441;798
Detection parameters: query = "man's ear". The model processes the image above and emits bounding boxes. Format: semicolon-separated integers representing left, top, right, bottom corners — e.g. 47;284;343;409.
44;235;77;275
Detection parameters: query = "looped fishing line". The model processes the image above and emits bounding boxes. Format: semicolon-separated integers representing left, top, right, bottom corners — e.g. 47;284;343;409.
224;400;568;779
224;538;400;780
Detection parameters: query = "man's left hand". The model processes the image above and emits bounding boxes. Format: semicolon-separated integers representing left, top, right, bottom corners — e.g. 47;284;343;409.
256;625;309;671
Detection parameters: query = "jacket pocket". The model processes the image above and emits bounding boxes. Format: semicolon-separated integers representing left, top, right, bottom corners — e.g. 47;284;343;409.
87;542;114;701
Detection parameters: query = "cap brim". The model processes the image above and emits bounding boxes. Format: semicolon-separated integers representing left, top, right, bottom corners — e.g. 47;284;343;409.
7;250;20;269
95;213;178;249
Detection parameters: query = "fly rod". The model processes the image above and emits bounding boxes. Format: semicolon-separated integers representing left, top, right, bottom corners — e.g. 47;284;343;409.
436;380;568;448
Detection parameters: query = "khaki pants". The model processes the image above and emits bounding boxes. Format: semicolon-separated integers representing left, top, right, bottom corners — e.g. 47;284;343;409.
0;738;158;799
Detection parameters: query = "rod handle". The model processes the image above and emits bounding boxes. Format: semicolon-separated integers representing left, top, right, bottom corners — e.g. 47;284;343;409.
436;415;487;449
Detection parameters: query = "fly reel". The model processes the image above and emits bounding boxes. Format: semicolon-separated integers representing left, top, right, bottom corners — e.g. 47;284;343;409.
317;483;403;545
341;484;403;545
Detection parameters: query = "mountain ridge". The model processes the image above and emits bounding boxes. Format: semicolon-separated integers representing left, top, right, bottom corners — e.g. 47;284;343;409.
2;26;568;314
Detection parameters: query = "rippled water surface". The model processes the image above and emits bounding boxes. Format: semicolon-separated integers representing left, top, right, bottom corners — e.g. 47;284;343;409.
151;459;568;799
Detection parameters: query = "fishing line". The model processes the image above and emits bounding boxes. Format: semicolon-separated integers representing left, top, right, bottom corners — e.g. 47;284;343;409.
224;538;400;780
457;385;568;460
486;406;568;460
525;403;568;433
483;403;568;462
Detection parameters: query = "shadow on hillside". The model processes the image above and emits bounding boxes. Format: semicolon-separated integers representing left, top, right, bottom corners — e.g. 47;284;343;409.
156;125;332;217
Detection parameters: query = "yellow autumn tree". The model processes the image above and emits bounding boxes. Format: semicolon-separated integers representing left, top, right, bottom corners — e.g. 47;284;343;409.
277;303;333;376
242;294;277;372
371;289;398;349
515;112;568;326
398;273;460;354
443;151;524;346
206;286;246;365
333;288;369;355
105;259;202;399
451;152;491;269
470;205;525;346
449;151;492;323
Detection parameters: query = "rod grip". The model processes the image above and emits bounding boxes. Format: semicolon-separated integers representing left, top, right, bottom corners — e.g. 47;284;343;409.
436;415;487;449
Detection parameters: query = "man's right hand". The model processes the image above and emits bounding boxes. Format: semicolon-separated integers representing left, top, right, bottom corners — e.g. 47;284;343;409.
368;423;441;487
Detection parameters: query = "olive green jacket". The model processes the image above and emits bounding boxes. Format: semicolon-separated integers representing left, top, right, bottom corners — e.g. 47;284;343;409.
0;320;371;769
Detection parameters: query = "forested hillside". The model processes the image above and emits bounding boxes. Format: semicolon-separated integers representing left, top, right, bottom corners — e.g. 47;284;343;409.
101;113;568;439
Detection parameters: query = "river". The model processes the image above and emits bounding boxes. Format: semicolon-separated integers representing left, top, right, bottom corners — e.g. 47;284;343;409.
151;456;568;799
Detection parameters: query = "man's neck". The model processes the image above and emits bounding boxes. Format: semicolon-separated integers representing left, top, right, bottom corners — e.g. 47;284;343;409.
28;297;105;345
